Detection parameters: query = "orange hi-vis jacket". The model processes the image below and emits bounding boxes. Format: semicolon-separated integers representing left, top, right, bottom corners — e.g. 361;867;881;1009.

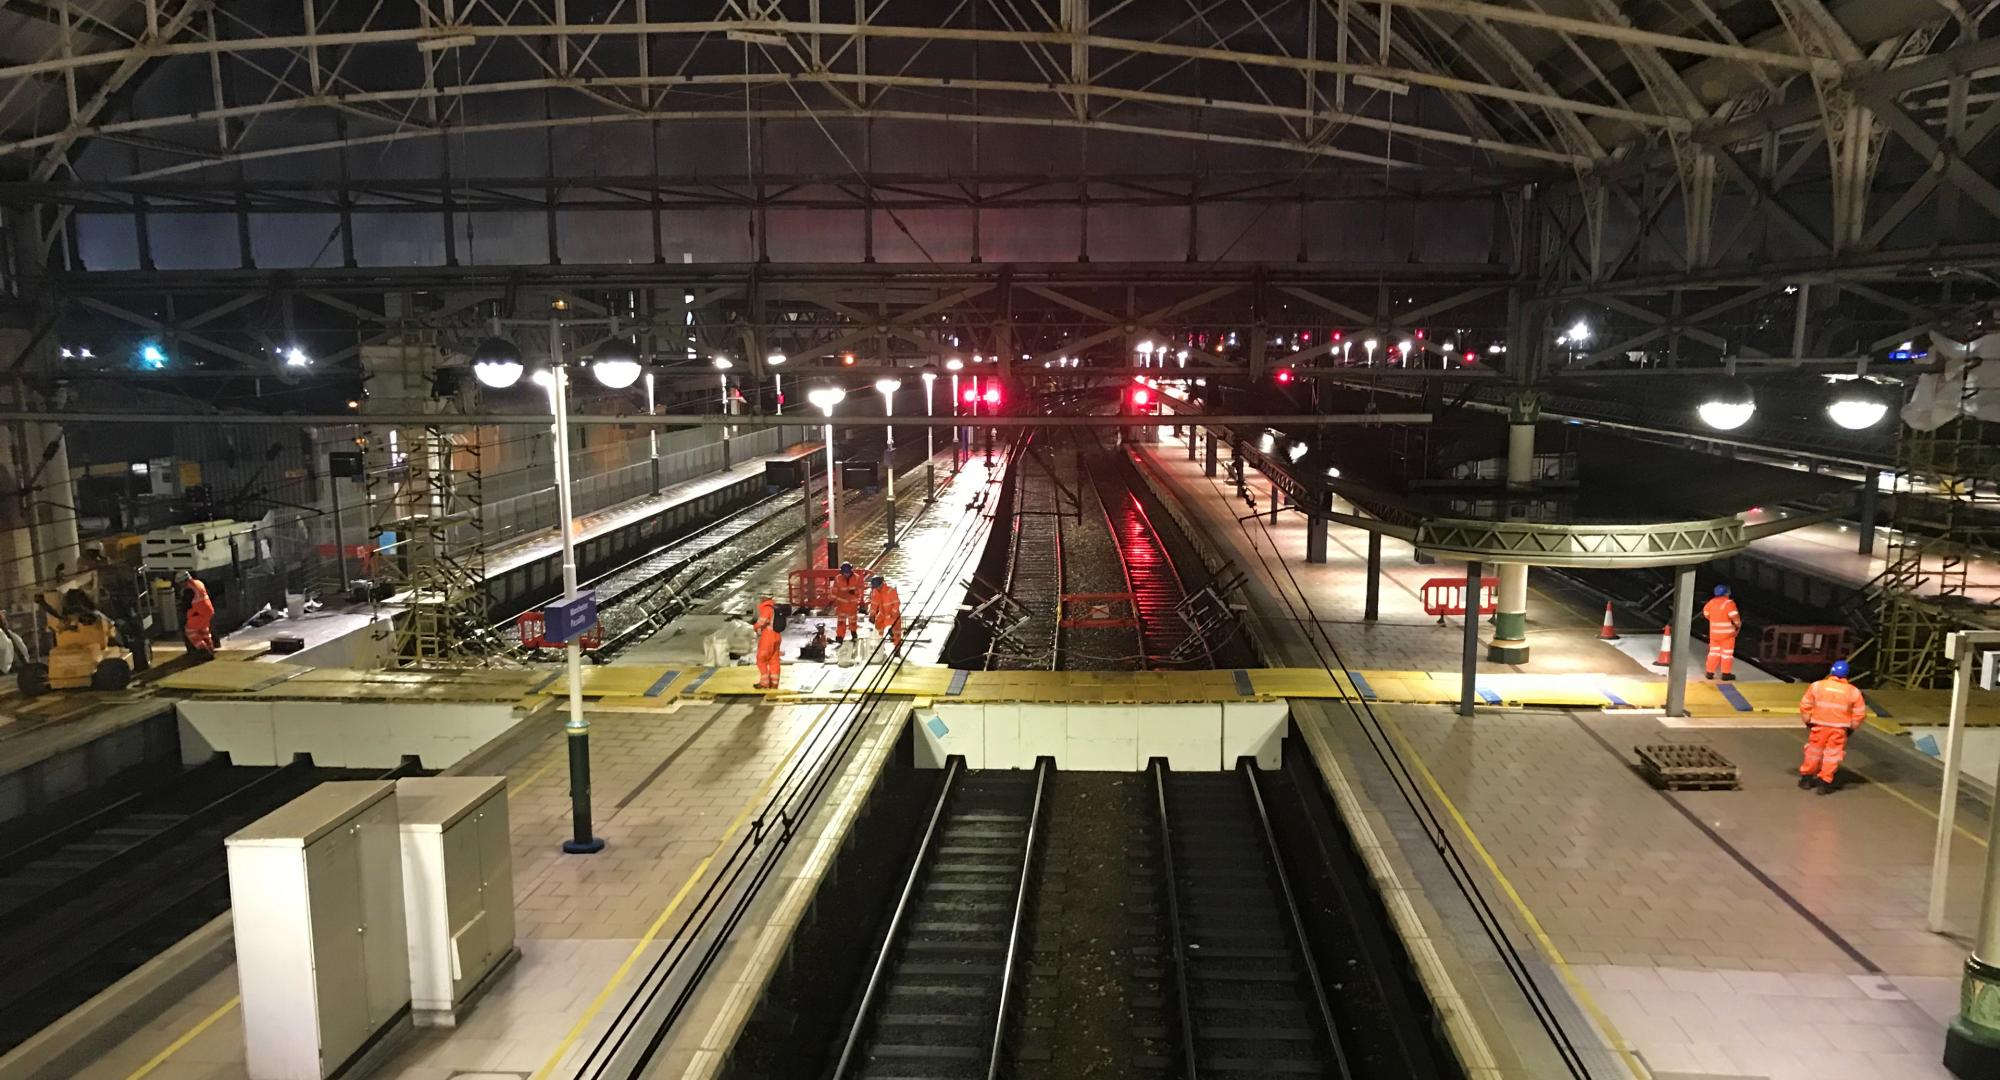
755;597;776;632
1701;595;1740;639
830;570;865;613
870;583;900;624
1800;675;1866;729
185;578;215;624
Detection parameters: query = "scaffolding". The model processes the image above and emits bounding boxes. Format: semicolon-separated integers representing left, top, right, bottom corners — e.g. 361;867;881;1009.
1872;416;2000;687
366;423;488;666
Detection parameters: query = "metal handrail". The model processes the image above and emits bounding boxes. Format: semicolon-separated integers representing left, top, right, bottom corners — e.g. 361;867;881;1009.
1149;759;1201;1080
833;757;965;1078
985;758;1051;1080
1240;758;1355;1080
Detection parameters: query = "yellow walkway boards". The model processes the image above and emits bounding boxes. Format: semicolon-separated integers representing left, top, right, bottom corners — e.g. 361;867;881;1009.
151;658;1994;728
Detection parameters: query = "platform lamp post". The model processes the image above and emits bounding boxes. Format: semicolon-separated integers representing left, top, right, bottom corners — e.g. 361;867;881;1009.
768;352;787;416
946;358;964;471
921;365;939;502
472;320;641;856
808;385;846;568
875;376;902;548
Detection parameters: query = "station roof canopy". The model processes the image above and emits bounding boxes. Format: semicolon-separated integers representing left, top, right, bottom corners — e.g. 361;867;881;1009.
0;1;1975;187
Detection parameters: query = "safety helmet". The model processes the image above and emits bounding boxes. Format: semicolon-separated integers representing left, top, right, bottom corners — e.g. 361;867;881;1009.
840;562;853;573
1713;584;1730;597
173;569;192;584
870;576;884;588
1830;660;1850;678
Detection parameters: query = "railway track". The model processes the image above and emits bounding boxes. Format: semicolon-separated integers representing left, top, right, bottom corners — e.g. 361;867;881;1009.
1153;759;1347;1079
1088;457;1207;668
834;759;1047;1079
994;433;1069;669
0;759;421;1052
488;487;812;658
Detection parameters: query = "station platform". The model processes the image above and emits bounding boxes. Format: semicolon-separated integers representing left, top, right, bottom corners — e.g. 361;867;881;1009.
56;452;1010;1080
1136;429;1988;1079
1743;507;2000;604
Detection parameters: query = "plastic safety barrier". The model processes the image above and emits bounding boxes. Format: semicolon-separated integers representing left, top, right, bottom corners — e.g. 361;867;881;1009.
1420;576;1498;619
1758;624;1848;665
517;610;602;651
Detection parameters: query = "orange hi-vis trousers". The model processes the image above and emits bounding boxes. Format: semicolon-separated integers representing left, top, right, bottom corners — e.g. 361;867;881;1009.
1800;724;1853;784
756;629;782;688
1705;632;1736;675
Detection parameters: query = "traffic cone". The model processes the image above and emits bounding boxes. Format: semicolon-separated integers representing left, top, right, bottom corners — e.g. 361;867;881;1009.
1599;602;1620;641
1653;625;1672;666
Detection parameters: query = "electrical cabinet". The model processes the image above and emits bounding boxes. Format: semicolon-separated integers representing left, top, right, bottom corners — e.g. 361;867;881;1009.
226;781;410;1080
395;776;515;1025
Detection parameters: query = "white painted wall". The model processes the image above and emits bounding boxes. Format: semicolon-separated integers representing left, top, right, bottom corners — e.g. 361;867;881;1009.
912;701;1288;772
178;701;524;769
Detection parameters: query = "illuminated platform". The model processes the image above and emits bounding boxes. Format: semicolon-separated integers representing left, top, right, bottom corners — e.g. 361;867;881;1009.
153;658;2000;731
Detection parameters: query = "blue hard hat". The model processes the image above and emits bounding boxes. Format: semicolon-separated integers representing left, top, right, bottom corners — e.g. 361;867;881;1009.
871;576;884;588
840;562;853;573
1830;660;1850;678
1713;584;1730;597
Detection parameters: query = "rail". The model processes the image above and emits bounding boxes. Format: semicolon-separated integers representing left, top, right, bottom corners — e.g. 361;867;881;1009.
833;757;965;1078
1241;759;1353;1079
1148;759;1201;1080
572;445;1002;1079
985;759;1051;1080
1093;460;1206;667
0;760;306;922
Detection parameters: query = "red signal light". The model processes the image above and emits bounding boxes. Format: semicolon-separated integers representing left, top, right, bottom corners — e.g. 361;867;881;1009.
1275;368;1294;384
1131;387;1151;406
962;388;978;404
982;385;1001;405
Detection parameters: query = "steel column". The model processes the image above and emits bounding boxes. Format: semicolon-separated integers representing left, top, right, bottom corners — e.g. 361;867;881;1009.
1459;560;1482;718
1665;565;1696;717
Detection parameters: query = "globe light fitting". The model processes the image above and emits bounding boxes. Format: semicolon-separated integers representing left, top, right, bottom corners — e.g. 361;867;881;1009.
472;337;525;389
1697;379;1756;431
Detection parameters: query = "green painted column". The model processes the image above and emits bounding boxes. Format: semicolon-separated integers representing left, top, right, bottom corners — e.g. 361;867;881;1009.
1948;753;2000;1076
1487;391;1539;664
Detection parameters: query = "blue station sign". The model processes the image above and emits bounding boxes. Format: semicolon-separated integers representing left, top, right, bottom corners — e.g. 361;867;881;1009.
543;591;599;644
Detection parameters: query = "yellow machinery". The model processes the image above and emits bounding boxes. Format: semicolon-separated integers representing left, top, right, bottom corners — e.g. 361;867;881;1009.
16;585;133;697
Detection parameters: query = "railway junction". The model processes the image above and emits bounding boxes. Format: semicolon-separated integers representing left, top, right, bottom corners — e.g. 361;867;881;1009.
7;4;2000;1080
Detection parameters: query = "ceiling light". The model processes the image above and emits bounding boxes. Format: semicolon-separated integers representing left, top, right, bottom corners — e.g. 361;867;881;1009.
1827;382;1892;430
1697;379;1756;431
472;338;524;389
281;346;311;368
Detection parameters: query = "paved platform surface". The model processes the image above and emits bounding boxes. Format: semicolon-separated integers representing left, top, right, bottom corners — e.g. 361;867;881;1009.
1315;702;1983;1080
72;696;838;1080
1139;429;1989;1080
1139;432;1656;675
1745;507;2000;605
69;450;1004;1080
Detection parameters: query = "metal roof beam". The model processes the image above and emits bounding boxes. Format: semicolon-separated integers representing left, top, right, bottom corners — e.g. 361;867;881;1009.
1384;0;1828;74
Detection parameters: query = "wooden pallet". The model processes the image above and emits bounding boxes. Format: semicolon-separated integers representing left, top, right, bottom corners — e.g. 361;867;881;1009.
1635;742;1739;791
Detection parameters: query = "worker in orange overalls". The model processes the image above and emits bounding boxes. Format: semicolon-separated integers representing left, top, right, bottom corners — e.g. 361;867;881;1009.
1701;584;1742;681
175;570;216;659
753;595;783;690
869;575;902;649
1798;660;1866;793
829;562;865;643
